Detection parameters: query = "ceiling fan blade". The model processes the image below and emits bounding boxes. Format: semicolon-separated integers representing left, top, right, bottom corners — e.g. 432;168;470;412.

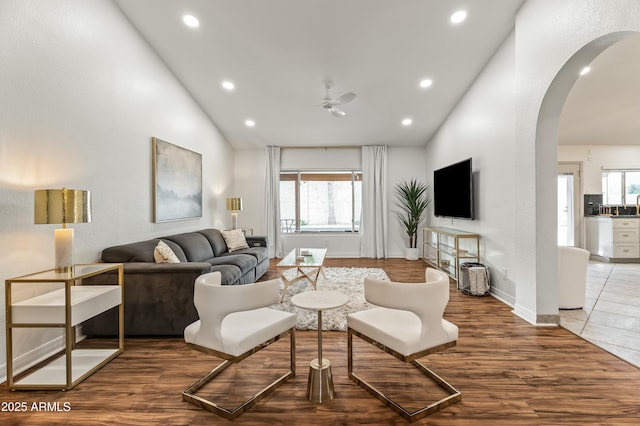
329;107;346;118
334;92;356;105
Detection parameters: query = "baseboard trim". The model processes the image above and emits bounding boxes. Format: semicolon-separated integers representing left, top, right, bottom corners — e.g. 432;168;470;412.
489;287;515;307
0;335;66;384
512;303;537;325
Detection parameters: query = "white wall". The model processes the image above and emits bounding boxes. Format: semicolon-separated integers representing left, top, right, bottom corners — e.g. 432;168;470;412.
424;1;640;324
514;0;640;324
559;145;640;194
425;32;517;306
387;147;429;257
234;146;427;257
0;0;233;377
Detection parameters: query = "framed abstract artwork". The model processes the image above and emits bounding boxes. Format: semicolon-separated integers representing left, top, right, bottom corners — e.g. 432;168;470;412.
152;137;202;222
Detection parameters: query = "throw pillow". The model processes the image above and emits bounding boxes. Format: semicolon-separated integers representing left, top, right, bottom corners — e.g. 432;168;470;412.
154;240;180;263
222;229;249;252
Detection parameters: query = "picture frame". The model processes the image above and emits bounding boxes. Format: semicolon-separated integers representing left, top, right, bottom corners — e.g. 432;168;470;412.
152;137;202;222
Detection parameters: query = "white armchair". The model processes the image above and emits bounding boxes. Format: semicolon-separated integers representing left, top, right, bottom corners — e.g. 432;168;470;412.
558;246;590;309
182;272;297;420
347;268;461;422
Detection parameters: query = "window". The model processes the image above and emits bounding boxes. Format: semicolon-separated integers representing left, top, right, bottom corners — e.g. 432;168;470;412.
602;169;640;205
280;171;362;233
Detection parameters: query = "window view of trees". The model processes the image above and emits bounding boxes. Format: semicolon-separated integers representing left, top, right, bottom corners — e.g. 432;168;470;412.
280;171;362;232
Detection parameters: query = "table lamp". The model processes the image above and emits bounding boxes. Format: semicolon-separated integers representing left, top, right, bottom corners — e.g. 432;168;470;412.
34;188;91;272
226;197;243;230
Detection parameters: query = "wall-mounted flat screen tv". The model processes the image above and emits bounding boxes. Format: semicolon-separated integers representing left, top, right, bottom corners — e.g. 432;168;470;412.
433;158;474;220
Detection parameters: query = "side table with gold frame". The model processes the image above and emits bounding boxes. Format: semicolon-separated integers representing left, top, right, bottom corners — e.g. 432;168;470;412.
5;263;124;390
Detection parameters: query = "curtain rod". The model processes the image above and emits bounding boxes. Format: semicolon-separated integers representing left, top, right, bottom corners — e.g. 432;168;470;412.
280;145;363;150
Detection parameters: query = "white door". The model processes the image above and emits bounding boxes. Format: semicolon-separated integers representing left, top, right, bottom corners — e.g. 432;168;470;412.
558;163;582;246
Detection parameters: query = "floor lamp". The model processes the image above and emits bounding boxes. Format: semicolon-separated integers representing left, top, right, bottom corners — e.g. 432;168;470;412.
34;188;91;273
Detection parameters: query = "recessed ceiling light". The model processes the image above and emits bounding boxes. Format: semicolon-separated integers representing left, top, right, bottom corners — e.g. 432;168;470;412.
580;66;591;76
245;119;255;127
222;81;235;90
450;10;467;24
419;79;433;89
183;14;199;28
402;118;413;126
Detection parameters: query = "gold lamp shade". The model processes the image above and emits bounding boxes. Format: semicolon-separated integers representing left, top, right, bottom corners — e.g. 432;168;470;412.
226;197;243;211
35;188;91;225
34;188;91;272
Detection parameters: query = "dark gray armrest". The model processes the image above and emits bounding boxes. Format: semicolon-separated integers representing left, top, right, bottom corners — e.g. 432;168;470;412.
246;236;268;248
123;262;212;274
81;262;211;284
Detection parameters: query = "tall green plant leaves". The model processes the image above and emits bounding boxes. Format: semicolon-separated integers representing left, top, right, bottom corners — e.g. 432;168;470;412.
395;179;430;248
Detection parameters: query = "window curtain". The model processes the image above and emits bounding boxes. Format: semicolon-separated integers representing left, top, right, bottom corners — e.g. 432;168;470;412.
360;145;388;258
265;146;283;258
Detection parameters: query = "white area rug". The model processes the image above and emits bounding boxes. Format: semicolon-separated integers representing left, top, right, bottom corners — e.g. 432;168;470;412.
270;267;389;331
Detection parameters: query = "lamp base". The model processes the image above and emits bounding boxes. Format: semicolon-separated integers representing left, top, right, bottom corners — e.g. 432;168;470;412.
54;228;74;272
231;212;238;230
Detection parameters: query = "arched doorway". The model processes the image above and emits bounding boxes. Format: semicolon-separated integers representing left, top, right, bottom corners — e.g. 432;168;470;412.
537;31;639;364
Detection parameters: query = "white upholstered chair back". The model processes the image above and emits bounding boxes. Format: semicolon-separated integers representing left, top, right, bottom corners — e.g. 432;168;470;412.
190;271;282;352
363;267;450;342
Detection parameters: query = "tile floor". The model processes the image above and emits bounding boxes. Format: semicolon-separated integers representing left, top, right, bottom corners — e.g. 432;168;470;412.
560;260;640;368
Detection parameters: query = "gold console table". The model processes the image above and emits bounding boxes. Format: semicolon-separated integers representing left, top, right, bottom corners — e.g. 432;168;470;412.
5;263;124;390
422;227;480;282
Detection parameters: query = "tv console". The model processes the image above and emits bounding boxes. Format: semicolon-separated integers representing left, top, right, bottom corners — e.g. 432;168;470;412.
422;226;480;282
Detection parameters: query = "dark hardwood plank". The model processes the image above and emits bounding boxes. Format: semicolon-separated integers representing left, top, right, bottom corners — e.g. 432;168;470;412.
2;258;639;425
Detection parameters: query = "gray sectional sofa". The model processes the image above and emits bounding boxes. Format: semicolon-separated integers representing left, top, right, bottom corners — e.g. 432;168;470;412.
82;229;269;336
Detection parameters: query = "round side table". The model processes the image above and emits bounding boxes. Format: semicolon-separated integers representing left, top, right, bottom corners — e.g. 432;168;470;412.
290;290;348;403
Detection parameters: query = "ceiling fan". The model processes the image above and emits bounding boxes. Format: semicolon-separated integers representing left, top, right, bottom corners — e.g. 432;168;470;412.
320;80;356;117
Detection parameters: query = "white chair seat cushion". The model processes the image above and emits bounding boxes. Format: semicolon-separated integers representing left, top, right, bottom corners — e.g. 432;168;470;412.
347;307;458;356
185;307;297;357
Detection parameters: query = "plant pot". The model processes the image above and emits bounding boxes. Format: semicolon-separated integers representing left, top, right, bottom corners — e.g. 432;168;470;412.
405;247;419;260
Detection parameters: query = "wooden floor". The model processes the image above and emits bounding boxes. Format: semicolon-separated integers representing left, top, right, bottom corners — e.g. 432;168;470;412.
2;258;640;425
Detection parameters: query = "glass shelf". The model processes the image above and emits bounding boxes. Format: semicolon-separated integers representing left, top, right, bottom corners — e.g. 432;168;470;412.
422;227;480;282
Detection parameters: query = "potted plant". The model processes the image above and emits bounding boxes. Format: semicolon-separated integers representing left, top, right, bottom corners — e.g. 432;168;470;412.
395;179;430;260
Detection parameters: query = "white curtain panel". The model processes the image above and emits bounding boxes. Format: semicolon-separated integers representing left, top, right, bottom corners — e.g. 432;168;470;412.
265;146;283;258
360;145;388;258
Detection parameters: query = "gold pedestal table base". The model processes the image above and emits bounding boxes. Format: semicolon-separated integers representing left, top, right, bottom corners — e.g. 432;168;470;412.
307;357;334;402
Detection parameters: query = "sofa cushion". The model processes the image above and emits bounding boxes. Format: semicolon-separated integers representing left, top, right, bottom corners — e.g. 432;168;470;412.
210;264;243;285
231;246;269;264
163;232;214;262
197;229;228;257
209;253;257;271
102;239;187;263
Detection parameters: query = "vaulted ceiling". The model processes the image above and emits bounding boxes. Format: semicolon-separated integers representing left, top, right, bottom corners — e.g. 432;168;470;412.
117;1;640;150
115;0;524;149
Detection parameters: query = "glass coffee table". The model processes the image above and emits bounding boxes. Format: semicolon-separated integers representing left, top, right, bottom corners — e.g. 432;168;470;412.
276;248;327;302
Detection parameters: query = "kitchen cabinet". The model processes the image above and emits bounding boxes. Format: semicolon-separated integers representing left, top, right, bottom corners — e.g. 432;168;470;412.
585;216;640;260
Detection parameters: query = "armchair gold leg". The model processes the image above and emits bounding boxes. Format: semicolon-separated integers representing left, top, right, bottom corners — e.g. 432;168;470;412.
348;328;461;423
183;328;296;420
